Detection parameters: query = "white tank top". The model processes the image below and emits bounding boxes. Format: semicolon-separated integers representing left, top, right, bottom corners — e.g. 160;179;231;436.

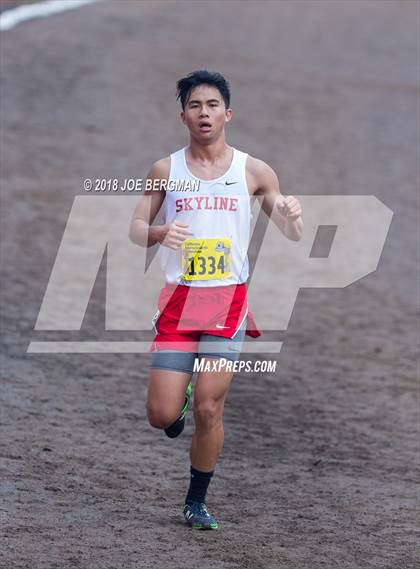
159;146;251;287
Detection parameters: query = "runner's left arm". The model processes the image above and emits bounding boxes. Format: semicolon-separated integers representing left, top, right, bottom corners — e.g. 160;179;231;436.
248;157;303;241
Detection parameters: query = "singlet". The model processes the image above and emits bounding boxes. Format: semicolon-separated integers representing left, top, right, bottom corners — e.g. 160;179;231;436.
159;146;251;287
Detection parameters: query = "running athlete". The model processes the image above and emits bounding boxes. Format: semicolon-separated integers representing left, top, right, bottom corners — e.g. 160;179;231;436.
129;70;302;530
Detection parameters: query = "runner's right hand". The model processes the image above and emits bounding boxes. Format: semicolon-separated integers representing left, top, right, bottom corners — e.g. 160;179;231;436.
160;220;193;250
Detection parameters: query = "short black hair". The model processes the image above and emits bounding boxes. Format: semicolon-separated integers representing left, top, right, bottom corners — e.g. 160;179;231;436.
176;70;231;110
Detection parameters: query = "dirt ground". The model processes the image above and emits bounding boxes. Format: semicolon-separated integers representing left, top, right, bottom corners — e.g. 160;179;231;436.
1;1;419;568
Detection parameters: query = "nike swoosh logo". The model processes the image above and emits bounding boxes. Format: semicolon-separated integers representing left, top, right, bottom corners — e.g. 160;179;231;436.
216;324;230;329
225;181;238;186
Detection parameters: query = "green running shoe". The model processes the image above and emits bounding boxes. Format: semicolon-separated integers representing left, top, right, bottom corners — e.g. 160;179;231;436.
164;381;192;438
183;501;219;530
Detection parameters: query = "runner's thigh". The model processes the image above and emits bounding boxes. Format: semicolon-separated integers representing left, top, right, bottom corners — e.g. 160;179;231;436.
147;359;193;423
194;363;235;410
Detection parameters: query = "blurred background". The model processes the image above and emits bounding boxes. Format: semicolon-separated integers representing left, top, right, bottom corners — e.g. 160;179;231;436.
1;1;419;568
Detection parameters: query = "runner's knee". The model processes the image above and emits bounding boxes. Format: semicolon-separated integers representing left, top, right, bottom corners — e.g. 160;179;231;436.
147;402;179;429
194;399;223;429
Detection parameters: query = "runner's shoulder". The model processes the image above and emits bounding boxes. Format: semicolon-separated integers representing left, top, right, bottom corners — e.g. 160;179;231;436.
143;157;171;198
246;155;277;177
147;156;171;181
246;155;279;194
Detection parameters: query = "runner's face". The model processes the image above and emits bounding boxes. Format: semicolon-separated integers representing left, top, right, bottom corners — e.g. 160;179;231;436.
181;85;232;142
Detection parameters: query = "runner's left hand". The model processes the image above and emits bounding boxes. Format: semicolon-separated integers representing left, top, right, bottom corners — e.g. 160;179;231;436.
276;195;302;221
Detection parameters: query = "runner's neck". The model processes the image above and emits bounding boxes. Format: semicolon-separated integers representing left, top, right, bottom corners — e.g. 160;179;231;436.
187;138;232;166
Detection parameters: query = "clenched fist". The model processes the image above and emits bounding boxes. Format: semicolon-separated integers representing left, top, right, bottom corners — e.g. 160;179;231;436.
160;220;193;250
276;195;302;221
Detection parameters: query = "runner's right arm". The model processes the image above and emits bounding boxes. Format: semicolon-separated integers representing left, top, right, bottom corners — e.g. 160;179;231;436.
129;158;193;249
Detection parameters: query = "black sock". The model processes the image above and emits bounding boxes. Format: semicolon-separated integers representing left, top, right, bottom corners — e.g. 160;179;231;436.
185;466;214;505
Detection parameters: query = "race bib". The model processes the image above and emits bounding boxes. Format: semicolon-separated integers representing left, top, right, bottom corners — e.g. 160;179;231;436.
181;238;232;281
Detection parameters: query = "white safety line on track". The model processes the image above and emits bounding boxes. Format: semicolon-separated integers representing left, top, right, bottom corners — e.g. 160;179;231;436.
0;0;98;31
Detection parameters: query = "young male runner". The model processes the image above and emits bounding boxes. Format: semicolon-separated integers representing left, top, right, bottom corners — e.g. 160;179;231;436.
129;70;302;530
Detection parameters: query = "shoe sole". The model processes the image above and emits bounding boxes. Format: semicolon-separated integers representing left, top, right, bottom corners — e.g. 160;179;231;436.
191;522;219;530
180;382;192;417
164;382;192;438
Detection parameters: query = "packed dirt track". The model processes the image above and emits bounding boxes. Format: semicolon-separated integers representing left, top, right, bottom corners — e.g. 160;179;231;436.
1;1;419;568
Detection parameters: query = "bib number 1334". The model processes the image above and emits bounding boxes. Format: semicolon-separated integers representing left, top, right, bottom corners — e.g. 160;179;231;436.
181;238;232;281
